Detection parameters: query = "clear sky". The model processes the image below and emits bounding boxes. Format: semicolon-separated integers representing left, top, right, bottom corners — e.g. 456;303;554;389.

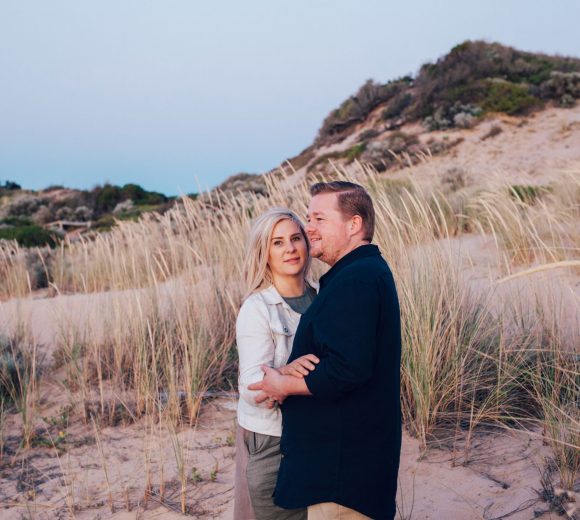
1;1;579;196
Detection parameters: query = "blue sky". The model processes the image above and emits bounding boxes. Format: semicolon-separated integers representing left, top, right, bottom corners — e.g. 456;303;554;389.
1;1;579;196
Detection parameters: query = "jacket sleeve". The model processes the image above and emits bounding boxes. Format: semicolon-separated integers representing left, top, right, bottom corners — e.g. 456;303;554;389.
236;297;276;408
304;277;379;402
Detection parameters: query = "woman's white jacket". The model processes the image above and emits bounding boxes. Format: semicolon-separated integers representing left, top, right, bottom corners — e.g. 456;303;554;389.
236;285;301;437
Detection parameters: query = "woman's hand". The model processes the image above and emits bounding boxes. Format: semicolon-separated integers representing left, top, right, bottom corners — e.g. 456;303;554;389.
278;354;320;378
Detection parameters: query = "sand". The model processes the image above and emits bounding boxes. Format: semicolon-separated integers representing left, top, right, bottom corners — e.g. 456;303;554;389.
0;392;567;520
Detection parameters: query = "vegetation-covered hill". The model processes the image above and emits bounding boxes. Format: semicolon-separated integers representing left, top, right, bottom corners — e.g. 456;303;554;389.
316;40;580;142
0;181;174;247
280;40;580;178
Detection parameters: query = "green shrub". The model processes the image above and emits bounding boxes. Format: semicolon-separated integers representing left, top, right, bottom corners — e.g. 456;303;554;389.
121;183;167;206
560;94;576;108
0;225;58;247
344;143;366;163
116;204;164;222
93;184;124;213
0;336;19;402
509;184;550;204
1;216;33;226
540;71;580;101
382;92;413;120
359;132;422;172
424;103;482;131
0;335;37;403
41;185;65;192
481;80;539;114
317;78;411;143
0;180;21;191
93;215;116;231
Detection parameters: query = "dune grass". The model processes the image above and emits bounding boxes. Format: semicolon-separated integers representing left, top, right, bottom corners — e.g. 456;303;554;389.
0;163;578;513
0;240;30;300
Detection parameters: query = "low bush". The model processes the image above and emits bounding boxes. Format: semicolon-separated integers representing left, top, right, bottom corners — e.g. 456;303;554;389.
0;335;20;402
121;183;167;206
93;184;124;214
0;180;21;193
382;92;413;120
359;132;422;172
0;224;59;248
481;80;539;115
4;195;49;218
560;94;576;108
344;143;366;163
0;334;39;403
509;184;550;204
41;184;65;192
424;103;482;131
217;172;267;195
441;167;468;192
317;77;412;144
540;71;580;100
1;216;33;226
93;215;116;231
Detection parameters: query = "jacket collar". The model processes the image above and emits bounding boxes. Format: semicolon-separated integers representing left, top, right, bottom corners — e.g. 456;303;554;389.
261;284;285;305
319;244;380;289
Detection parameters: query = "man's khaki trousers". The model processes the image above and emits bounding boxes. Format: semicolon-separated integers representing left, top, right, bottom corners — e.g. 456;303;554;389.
308;502;372;520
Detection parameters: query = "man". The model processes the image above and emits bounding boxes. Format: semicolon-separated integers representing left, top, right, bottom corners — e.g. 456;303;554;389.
249;181;402;520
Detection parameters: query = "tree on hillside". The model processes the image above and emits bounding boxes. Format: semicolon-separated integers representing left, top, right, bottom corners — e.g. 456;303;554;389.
0;180;22;191
121;183;167;205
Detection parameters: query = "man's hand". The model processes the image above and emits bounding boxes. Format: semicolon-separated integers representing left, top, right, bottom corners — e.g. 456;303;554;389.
248;365;289;406
278;354;320;378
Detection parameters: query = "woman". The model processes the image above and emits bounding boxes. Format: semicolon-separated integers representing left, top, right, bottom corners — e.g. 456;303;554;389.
234;208;319;520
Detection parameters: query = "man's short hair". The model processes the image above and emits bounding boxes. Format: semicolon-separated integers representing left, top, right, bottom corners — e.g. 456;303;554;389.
310;181;375;241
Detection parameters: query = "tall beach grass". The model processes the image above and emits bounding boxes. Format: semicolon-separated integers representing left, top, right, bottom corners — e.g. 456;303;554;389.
0;162;578;513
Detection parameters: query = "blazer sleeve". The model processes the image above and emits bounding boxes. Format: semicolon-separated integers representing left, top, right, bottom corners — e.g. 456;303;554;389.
304;277;379;402
236;297;276;408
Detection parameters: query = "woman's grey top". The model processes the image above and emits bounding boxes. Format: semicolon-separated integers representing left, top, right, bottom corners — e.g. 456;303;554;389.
282;285;317;315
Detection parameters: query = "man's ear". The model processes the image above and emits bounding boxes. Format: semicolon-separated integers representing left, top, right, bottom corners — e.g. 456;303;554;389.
349;215;363;236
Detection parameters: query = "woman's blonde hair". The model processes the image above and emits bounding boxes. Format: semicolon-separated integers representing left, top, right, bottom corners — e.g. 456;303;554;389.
243;207;310;300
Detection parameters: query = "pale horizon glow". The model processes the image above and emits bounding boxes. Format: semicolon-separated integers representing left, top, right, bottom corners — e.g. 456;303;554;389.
1;1;579;196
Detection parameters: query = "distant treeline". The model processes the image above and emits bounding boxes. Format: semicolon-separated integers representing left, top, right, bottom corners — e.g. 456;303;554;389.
0;181;181;247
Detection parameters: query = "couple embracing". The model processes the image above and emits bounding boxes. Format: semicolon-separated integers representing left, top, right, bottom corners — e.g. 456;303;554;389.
234;181;402;520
